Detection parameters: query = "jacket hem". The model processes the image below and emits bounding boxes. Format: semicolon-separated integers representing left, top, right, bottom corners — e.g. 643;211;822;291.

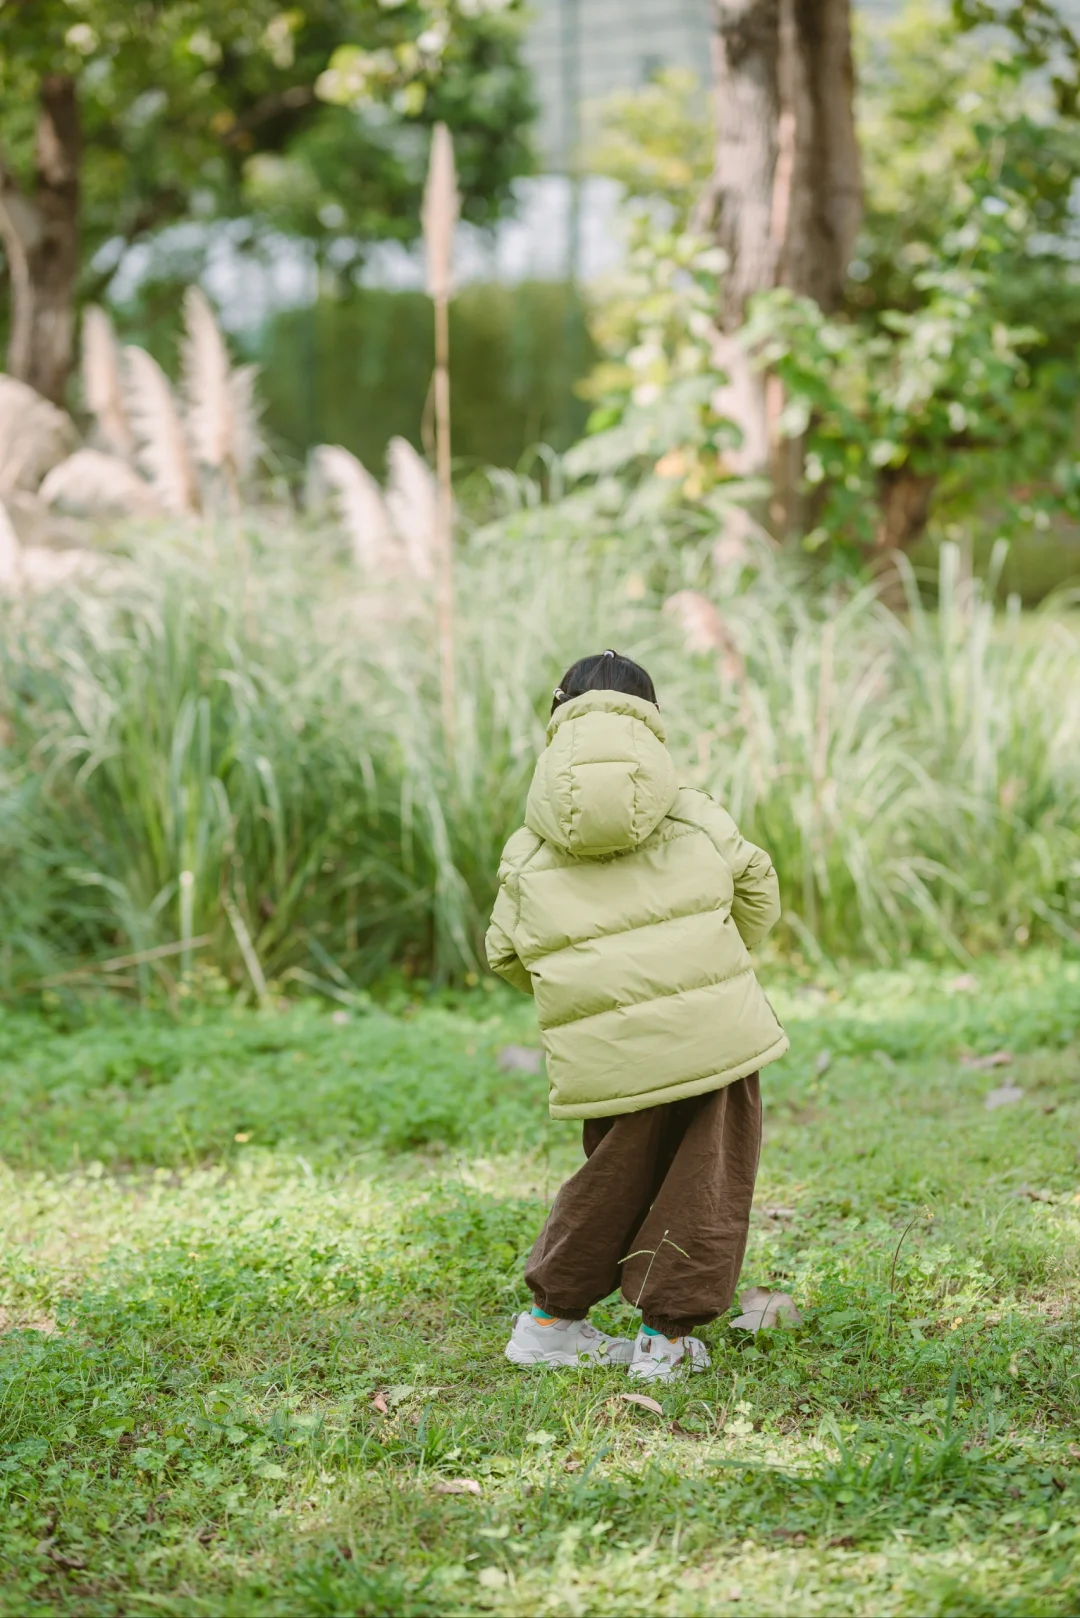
547;1034;790;1120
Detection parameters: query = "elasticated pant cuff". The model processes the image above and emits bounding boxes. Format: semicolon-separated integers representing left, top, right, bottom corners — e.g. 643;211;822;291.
529;1292;588;1323
640;1314;712;1338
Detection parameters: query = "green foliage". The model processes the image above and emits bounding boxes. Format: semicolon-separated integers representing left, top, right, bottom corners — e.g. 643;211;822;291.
0;0;533;293
1;520;1079;995
1;959;1079;1611
768;0;1080;560
585;67;712;228
583;4;1080;573
953;0;1080;117
744;268;1040;558
581;71;725;494
252;282;594;471
0;996;542;1167
858;2;1080;342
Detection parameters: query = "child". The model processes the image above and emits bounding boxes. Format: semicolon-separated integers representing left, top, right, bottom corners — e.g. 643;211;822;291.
486;650;788;1381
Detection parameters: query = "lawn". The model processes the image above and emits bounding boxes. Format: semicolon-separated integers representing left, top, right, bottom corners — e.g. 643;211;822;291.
1;956;1079;1616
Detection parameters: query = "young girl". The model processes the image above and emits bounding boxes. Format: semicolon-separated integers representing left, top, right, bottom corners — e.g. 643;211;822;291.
486;650;788;1382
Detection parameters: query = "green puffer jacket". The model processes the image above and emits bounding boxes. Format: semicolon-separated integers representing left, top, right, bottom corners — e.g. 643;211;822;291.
485;689;788;1119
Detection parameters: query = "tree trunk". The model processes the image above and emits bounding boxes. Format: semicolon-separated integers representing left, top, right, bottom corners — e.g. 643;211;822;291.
874;467;936;553
0;76;81;405
711;0;860;325
707;0;861;525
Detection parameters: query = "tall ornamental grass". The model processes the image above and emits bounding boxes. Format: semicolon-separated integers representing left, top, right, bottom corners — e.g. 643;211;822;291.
1;519;1078;999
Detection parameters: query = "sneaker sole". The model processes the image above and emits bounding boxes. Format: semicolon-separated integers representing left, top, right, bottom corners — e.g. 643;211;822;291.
505;1343;581;1367
627;1357;711;1381
505;1343;633;1369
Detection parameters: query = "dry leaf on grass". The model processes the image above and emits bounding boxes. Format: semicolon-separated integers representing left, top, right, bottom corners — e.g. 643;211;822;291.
371;1391;389;1415
986;1085;1024;1111
761;1206;796;1222
670;1420;704;1440
729;1287;803;1332
49;1550;87;1572
960;1050;1013;1070
619;1392;664;1415
434;1478;481;1496
946;973;979;994
496;1044;543;1074
814;1049;832;1076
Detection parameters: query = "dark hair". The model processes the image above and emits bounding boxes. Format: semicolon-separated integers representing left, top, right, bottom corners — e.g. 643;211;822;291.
551;649;658;716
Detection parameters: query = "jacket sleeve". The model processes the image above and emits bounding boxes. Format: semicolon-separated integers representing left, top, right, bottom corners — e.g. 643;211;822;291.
485;858;533;995
728;833;782;948
684;793;781;948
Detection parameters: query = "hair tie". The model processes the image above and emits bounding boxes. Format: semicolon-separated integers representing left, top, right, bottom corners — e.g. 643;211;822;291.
603;648;616;658
553;687;565;701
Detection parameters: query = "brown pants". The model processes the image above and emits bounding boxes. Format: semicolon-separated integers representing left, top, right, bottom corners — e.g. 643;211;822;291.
525;1074;761;1338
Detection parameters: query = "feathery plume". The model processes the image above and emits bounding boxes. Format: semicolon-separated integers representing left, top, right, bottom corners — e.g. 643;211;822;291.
423;122;460;744
310;445;394;572
422;122;460;302
124;346;199;515
182;288;263;494
182;287;233;470
664;590;745;682
227;362;265;483
40;448;161;518
0;375;77;495
385;437;437;581
0;498;19;587
81;306;134;458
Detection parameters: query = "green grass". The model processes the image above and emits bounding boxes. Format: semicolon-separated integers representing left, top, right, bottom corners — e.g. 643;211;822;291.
4;525;1080;997
2;954;1080;1615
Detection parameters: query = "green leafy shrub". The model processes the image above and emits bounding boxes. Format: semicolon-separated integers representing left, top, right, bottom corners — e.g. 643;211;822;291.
253;282;595;473
1;517;1079;994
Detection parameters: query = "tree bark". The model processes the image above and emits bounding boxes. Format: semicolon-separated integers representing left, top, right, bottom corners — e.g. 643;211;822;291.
708;0;861;526
710;0;860;325
0;75;81;405
874;467;936;553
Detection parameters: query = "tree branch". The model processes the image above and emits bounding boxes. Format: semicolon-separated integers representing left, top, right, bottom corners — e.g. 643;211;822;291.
0;141;44;260
220;83;318;146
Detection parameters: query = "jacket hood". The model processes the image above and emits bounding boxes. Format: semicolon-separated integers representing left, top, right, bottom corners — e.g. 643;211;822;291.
525;689;679;857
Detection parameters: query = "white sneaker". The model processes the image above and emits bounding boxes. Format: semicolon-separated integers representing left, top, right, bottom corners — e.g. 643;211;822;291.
626;1328;710;1381
504;1313;635;1368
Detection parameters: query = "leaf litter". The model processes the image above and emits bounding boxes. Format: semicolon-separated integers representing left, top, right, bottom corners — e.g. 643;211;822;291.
729;1287;803;1332
986;1084;1024;1110
619;1392;664;1415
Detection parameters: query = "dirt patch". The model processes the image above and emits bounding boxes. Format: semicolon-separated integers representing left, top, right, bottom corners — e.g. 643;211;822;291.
0;1307;57;1335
